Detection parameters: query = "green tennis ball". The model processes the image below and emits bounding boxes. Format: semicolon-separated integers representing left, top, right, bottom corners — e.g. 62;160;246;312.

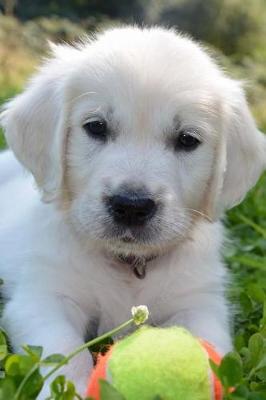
88;326;222;400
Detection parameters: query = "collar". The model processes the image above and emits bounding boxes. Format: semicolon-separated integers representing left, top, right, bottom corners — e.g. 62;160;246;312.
116;253;157;279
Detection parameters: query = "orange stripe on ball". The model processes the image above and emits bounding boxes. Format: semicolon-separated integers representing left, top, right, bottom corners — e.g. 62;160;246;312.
200;340;223;400
86;348;113;399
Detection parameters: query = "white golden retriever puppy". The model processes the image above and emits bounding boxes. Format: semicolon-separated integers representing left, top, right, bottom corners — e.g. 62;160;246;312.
0;26;266;397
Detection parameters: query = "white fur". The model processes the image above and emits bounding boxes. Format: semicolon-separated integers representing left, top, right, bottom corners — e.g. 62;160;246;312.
0;26;265;398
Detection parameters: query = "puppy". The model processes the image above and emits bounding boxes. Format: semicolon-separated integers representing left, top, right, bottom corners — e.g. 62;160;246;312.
0;26;265;397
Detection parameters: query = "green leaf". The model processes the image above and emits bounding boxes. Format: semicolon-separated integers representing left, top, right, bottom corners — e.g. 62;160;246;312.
256;366;266;380
240;347;252;370
234;334;246;352
219;352;243;388
0;378;16;400
5;354;35;377
42;354;66;366
247;284;266;304
249;393;266;400
50;375;76;399
22;345;43;361
19;369;43;398
0;331;8;361
99;380;126;400
50;375;66;395
209;359;220;379
248;333;264;366
0;346;8;362
230;384;249;398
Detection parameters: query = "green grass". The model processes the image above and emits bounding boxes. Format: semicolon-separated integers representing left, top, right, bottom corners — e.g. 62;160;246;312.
226;172;266;288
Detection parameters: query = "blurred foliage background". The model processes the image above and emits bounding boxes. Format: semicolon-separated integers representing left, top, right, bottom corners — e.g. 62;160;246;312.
0;0;265;336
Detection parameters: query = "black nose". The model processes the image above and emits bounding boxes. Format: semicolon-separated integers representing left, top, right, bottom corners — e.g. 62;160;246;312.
108;194;157;226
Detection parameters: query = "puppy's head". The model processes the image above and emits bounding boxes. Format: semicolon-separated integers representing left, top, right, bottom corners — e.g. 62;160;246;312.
1;27;265;258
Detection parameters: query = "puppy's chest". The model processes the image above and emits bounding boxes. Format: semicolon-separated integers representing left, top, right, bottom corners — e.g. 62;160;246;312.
70;251;216;335
92;269;181;335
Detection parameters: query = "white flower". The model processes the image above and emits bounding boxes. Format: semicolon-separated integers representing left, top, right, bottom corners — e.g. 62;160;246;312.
131;305;149;325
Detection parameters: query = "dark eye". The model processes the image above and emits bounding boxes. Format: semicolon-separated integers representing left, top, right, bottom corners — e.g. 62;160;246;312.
83;120;107;141
175;130;201;151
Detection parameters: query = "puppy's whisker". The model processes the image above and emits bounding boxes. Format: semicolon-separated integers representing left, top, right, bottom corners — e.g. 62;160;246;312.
182;208;212;222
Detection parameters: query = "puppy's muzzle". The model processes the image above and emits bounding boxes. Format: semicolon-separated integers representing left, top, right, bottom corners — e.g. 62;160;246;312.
107;191;157;227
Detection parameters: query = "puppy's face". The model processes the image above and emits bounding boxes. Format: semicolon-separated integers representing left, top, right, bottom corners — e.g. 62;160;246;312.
2;27;266;258
67;53;218;257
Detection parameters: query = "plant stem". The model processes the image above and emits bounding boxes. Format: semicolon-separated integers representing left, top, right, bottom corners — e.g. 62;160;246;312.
43;318;134;382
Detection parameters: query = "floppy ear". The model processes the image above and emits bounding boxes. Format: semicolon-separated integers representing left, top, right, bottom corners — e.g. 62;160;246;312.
208;81;266;220
0;46;75;203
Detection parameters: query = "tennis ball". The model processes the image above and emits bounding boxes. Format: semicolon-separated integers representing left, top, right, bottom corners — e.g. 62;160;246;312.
87;326;222;400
